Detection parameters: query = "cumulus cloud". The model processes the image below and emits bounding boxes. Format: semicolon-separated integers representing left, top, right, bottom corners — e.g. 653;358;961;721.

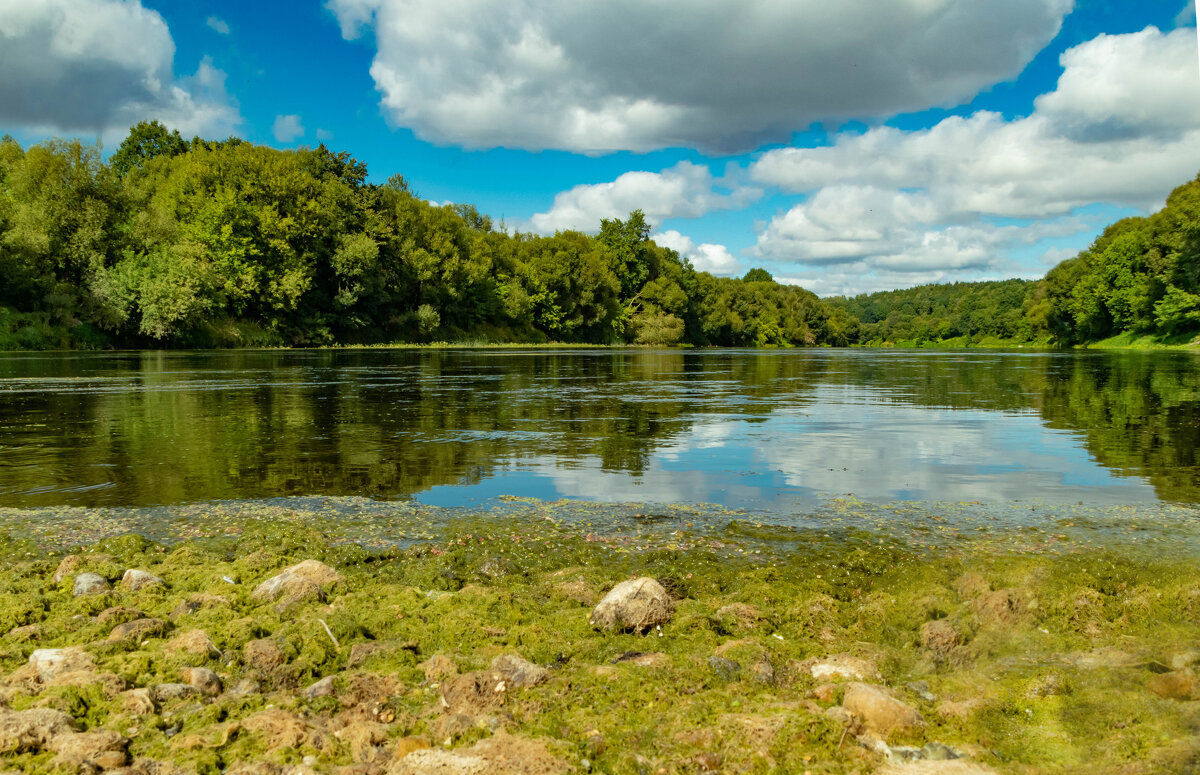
1177;1;1196;27
326;0;1072;153
750;26;1200;291
653;230;742;276
0;0;240;142
528;161;759;233
205;16;230;35
272;114;305;143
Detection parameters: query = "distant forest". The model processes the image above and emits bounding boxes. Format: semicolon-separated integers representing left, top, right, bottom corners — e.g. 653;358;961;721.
1;122;1198;350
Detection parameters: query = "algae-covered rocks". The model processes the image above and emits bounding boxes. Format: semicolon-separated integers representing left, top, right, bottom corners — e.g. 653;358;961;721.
803;654;882;682
72;572;109;597
842;682;924;738
251;559;342;603
590;577;673;633
121;568;165;591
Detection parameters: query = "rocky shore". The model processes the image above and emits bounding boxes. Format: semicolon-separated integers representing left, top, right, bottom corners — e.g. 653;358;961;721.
0;513;1198;774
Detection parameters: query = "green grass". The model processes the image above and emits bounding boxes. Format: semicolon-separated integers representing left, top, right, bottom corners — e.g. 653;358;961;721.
1080;331;1200;350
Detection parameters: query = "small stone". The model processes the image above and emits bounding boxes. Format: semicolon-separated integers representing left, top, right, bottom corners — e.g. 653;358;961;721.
108;617;166;643
590;577;673;634
166;629;218;657
28;647;95;681
121;569;166;591
842;682;924;738
805;654;882;682
304;675;337;699
73;572;110;597
1170;651;1200;670
47;729;129;769
245;639;285;670
252;560;341;603
52;554;83;584
708;656;741;681
185;667;222;697
228;678;262;697
119;688;156;715
151;683;198;702
490;654;549;688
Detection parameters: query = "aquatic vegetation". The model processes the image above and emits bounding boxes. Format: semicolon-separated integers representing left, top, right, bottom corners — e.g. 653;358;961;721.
0;499;1197;773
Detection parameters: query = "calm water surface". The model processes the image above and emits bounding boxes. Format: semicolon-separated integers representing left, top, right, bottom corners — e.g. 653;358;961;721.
1;348;1198;511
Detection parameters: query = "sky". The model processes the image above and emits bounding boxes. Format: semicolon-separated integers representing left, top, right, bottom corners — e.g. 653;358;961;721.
1;0;1198;297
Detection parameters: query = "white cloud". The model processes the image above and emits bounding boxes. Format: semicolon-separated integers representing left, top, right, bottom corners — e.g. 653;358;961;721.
315;128;334;142
653;230;742;276
326;0;1072;153
0;0;241;142
749;26;1200;291
205;16;230;35
1177;0;1196;27
528;161;759;233
272;114;304;144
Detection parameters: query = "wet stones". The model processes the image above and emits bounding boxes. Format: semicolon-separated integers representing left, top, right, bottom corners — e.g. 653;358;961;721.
841;682;924;738
72;573;109;597
121;569;166;592
108;617;166;643
590;577;673;634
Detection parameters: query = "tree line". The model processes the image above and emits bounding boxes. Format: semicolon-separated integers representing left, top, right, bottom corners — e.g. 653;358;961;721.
1;122;1198;350
0;123;832;350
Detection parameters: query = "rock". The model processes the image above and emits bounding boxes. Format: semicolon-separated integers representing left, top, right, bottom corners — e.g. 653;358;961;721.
0;707;77;752
252;560;342;603
98;606;147;626
52;554;83;584
47;669;127;697
803;654;882;683
430;713;480;742
73;572;110;597
108;617;166;643
151;683;198;702
166;629;218;657
184;667;222;697
590;577;673;634
119;688;156;715
1025;672;1071;698
122;569;166;591
1148;669;1199;700
6;624;41;642
709;656;741;681
920;620;960;656
228;678;262;697
27;647;95;681
304;675;337;699
713;602;763;631
841;682;924;738
750;657;775;685
245;639;286;670
490;654;549;688
419;654;458;683
47;729;129;769
387;731;568;775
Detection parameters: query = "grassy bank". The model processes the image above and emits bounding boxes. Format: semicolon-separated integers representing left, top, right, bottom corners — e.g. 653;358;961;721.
0;500;1198;774
1079;331;1200;350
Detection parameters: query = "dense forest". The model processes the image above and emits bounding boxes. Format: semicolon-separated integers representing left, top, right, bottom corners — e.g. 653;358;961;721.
1;122;1198;350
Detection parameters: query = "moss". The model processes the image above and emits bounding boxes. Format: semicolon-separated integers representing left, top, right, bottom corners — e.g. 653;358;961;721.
0;504;1197;773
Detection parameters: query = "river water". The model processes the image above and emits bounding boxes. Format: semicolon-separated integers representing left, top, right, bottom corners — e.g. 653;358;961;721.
1;348;1197;513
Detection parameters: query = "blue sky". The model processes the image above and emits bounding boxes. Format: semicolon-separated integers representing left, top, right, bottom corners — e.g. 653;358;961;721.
2;0;1197;295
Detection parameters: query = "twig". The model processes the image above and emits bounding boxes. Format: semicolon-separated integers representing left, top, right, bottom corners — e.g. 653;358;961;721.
318;619;340;651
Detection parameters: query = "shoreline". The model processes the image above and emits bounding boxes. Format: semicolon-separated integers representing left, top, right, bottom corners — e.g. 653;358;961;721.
1;502;1198;773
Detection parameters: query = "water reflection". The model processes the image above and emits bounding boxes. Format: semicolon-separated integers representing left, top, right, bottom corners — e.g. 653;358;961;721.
0;349;1196;509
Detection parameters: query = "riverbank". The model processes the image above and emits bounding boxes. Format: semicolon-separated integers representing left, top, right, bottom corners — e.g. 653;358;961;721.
0;501;1198;774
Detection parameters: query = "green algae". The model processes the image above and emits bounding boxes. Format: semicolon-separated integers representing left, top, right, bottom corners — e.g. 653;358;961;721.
0;499;1197;773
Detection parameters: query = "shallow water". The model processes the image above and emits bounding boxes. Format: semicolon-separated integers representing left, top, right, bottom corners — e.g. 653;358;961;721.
0;348;1198;511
